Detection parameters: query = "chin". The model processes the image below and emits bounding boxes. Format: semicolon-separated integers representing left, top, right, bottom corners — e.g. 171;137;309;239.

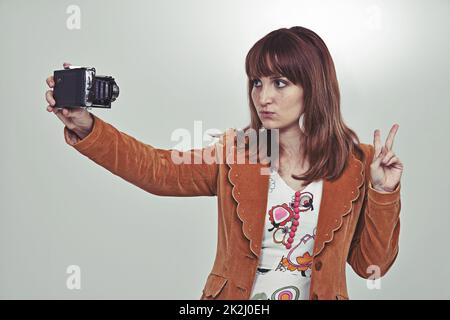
260;120;280;130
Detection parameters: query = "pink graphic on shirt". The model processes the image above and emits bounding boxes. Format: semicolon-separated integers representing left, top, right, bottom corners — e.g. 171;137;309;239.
268;204;294;231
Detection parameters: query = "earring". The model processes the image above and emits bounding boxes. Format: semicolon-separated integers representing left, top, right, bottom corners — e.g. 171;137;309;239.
298;114;305;133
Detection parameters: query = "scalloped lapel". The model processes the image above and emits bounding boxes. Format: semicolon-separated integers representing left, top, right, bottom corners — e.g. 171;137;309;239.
226;141;365;258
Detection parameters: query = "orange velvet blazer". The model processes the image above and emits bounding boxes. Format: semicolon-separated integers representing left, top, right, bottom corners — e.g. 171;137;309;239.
63;114;401;300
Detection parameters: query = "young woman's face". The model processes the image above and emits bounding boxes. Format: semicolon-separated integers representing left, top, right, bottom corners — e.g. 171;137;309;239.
251;75;305;130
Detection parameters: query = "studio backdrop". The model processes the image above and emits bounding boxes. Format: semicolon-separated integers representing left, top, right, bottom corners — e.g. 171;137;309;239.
0;0;449;299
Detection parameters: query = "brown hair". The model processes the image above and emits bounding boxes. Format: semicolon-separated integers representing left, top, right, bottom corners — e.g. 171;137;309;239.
242;26;364;184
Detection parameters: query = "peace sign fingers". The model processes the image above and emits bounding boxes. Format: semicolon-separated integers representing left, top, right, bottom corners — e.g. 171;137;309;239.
373;124;399;158
385;124;399;151
373;129;383;158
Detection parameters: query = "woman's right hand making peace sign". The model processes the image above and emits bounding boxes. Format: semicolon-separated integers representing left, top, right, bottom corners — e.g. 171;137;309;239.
45;62;94;142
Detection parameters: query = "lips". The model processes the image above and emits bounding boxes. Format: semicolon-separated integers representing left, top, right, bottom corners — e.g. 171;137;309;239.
260;111;275;119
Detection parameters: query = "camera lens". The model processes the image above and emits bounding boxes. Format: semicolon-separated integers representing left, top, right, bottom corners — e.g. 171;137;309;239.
111;82;120;102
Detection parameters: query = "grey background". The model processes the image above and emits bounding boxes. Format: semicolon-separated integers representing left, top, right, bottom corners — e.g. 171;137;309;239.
0;0;449;299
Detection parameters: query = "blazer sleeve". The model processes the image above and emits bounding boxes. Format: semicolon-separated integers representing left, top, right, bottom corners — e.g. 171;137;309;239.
347;143;401;279
62;114;223;197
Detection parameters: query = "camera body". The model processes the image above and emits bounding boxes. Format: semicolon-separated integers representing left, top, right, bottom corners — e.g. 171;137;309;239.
53;67;119;108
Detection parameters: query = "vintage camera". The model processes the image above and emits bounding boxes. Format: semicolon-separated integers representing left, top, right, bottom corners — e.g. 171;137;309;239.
53;66;119;108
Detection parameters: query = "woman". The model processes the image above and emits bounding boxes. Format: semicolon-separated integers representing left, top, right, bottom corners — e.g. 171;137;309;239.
45;26;403;300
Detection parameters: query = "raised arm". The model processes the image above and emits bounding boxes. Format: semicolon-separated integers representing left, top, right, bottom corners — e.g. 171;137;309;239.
63;114;221;197
46;63;224;197
347;143;401;278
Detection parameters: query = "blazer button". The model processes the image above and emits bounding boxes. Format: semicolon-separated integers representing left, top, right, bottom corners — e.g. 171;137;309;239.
312;293;319;300
315;261;322;271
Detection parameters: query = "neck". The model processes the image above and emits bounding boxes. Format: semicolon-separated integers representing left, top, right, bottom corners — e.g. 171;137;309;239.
277;124;306;167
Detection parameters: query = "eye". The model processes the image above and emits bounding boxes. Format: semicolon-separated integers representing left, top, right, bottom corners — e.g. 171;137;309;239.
275;79;287;88
252;79;262;87
251;78;288;88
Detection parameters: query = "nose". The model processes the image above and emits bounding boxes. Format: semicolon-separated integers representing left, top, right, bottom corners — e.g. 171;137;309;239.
258;85;275;106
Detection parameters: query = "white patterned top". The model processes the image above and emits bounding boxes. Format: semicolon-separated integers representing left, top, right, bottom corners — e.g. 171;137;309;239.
249;168;323;300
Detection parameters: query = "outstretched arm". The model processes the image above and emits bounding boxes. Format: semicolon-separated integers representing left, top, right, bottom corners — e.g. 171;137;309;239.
64;114;221;197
